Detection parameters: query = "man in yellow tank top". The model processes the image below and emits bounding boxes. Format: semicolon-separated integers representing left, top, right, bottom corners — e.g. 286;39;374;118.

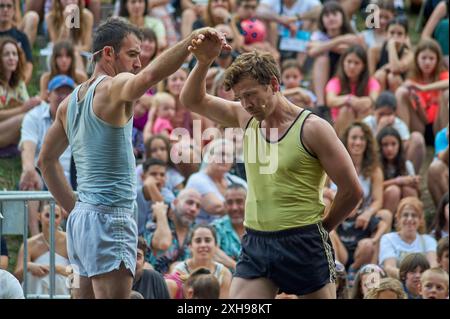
181;35;363;298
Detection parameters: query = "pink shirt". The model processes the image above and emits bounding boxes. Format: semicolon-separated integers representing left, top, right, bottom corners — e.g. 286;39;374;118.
325;77;381;120
152;117;173;134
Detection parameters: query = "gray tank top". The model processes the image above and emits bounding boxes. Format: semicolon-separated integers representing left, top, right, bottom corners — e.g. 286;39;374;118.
66;75;136;209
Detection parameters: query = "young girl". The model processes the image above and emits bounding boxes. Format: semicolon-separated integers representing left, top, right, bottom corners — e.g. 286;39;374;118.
307;1;363;108
396;38;449;142
281;59;316;110
325;46;381;136
39;40;88;101
377;126;420;215
45;0;93;57
420;267;449;299
151;92;176;136
359;0;396;49
350;264;387;298
169;225;232;299
369;16;413;92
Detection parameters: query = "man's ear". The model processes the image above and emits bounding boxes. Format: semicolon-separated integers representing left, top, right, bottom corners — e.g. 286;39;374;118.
270;76;280;93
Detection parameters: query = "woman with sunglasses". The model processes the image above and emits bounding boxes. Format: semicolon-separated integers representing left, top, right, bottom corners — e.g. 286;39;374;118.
13;204;70;296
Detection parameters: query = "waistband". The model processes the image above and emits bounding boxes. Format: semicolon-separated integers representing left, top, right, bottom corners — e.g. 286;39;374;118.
74;201;134;215
245;223;323;238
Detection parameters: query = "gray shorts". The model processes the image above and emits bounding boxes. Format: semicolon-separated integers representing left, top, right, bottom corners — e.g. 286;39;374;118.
66;202;138;278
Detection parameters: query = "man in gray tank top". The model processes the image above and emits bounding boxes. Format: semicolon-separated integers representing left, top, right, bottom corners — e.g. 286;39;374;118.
37;17;230;299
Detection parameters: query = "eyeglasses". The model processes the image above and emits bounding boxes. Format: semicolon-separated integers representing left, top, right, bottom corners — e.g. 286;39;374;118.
0;3;13;10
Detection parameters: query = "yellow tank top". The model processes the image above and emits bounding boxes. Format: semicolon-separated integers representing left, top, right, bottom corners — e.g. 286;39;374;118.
243;109;326;231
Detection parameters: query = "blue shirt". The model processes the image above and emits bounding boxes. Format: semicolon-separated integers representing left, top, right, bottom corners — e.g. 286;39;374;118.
136;186;175;235
20;102;72;182
211;216;242;261
434;127;448;156
144;219;192;274
66;76;136;209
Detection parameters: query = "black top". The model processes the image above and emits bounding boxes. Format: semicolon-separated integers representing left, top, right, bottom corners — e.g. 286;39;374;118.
0;28;33;62
1;236;8;257
132;269;171;299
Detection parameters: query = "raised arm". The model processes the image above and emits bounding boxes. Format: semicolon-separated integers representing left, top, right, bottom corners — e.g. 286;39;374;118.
110;28;226;104
303;117;363;231
180;33;249;128
37;99;76;213
422;1;447;39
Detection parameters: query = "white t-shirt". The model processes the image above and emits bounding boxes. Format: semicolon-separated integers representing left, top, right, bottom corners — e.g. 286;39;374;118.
0;269;24;299
379;232;437;265
363;115;411;141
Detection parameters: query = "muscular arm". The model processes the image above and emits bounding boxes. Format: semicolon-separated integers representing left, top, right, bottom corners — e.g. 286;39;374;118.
303;117;363;231
111;32;204;104
37;100;76;213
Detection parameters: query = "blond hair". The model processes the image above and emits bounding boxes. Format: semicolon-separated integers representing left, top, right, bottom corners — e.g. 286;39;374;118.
152;92;175;110
395;197;426;233
421;267;449;289
365;278;407;299
224;51;281;91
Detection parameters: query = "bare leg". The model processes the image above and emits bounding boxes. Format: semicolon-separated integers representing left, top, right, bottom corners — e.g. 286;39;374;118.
91;263;134;299
387;73;403;93
383;184;401;216
427;159;449;207
433;89;449;135
340;0;362;18
300;282;336;299
25;0;45;19
402;185;419;198
351;238;375;270
86;0;101;26
71;276;95;299
0;114;24;148
20;11;39;46
230;277;278;299
396;86;412;129
312;54;330;106
374;69;387;92
376;209;393;232
334;106;355;137
404;132;426;174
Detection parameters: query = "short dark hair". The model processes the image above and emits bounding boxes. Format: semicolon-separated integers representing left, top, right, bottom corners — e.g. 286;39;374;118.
137;236;148;254
143;158;167;172
375;91;397;110
92;17;143;62
399;253;430;283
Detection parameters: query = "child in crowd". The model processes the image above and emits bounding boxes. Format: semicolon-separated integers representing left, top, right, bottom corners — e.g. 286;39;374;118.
420;267;449;299
399;253;431;299
436;237;449;273
364;277;407;299
280;59;316;110
151;92;176;136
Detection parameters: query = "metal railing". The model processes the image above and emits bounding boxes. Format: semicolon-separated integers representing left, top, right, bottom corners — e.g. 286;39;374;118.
0;191;71;299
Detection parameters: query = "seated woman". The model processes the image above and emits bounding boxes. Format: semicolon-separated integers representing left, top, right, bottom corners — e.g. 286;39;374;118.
377;126;420;215
369;16;413;93
166;225;232;299
430;192;449;241
379;197;438;279
325;46;380;136
186;138;247;225
45;0;93;71
13;205;70;296
0;38;40;154
307;1;363;109
396;38;449;142
118;0;167;50
39;40;88;101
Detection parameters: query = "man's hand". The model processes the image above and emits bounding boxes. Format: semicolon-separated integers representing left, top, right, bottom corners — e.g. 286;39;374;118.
19;169;42;191
188;28;232;64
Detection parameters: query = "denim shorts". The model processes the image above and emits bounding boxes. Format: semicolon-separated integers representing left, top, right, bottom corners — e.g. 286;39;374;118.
234;223;336;296
66;202;138;278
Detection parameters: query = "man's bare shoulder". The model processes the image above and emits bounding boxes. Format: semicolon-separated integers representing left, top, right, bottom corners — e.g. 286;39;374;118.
302;114;338;154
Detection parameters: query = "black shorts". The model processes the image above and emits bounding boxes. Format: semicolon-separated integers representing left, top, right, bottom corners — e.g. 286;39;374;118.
234;223;336;296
